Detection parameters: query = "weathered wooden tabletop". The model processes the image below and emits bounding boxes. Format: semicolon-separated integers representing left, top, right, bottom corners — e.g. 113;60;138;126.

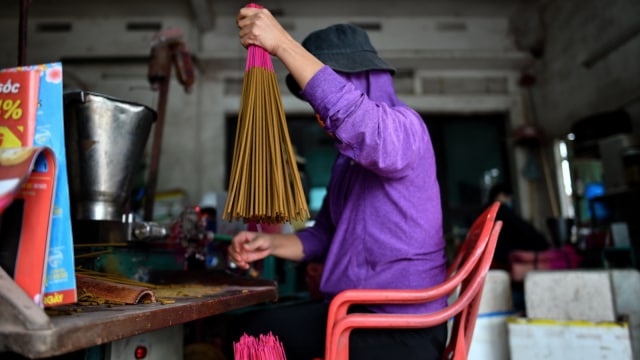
0;269;278;359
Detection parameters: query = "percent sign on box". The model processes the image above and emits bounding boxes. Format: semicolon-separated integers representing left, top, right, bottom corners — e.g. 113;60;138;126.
0;99;23;119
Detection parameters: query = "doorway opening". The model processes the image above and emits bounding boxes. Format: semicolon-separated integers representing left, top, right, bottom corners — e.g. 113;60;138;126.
225;112;512;238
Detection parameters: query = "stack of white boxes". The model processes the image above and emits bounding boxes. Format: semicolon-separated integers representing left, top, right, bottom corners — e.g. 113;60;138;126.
508;270;638;360
468;270;519;360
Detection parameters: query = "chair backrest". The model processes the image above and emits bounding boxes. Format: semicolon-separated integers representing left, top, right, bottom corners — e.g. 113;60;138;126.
448;201;500;278
323;202;502;360
442;202;501;359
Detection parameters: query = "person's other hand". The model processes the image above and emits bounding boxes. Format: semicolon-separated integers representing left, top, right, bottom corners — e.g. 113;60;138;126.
236;6;292;57
228;231;273;270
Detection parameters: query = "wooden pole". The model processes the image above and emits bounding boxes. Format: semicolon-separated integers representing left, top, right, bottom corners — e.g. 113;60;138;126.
18;0;32;65
144;45;172;221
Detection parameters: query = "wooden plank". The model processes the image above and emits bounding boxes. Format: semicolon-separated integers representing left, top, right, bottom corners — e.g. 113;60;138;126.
0;269;277;359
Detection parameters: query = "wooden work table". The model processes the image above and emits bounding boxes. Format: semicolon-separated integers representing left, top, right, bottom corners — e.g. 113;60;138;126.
0;268;278;359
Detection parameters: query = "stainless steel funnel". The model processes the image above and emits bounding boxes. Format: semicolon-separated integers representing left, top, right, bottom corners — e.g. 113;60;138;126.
63;91;156;222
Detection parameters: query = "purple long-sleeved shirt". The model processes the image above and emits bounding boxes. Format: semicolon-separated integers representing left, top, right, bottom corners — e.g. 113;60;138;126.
296;66;447;314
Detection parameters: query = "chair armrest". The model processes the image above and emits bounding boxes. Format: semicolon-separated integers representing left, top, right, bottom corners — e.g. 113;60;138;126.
328;285;451;328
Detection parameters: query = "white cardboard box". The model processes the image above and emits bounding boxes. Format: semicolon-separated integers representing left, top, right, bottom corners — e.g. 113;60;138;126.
508;317;634;360
468;270;517;360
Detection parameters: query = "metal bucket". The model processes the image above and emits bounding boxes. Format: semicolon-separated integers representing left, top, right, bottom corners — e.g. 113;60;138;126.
63;91;156;222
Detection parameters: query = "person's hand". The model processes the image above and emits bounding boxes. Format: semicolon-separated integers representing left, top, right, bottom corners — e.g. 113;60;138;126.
227;231;273;270
236;6;292;57
236;4;324;104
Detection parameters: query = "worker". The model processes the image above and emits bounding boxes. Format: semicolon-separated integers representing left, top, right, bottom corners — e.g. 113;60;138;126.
227;6;447;360
485;183;550;270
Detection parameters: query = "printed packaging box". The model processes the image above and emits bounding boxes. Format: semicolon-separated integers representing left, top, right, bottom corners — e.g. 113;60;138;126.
0;63;77;307
0;146;57;306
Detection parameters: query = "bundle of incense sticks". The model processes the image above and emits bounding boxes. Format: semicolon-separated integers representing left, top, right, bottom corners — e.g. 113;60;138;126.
234;332;287;360
223;3;309;225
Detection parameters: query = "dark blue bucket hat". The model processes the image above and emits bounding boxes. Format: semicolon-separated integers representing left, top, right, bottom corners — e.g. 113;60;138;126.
286;23;396;98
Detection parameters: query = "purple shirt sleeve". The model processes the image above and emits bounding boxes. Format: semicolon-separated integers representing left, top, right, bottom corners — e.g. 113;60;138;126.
301;67;424;179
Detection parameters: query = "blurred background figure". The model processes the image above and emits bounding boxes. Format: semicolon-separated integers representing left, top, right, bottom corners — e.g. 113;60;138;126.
486;183;551;270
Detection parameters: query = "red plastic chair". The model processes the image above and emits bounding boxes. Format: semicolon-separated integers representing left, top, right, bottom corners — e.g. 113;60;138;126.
322;202;502;360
